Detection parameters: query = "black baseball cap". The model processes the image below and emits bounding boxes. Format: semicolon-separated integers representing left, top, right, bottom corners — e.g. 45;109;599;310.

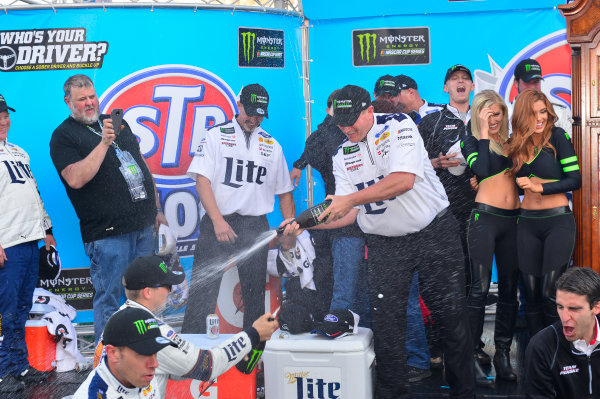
102;307;176;356
0;94;15;113
238;83;269;118
310;309;358;339
331;85;372;127
396;75;418;91
514;58;543;82
444;64;473;84
39;245;61;281
123;255;185;290
373;75;399;97
279;302;314;334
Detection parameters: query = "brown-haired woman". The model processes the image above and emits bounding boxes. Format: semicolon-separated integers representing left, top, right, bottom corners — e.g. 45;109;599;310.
508;89;581;336
461;90;520;382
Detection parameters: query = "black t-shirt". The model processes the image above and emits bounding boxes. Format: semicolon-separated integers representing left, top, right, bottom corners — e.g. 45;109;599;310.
50;115;156;242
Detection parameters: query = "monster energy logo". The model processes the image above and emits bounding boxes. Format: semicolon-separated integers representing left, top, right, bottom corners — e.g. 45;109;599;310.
525;64;531;72
134;320;148;335
251;94;257;103
379;79;385;88
128;165;138;176
159;261;167;273
357;33;377;63
241;32;256;63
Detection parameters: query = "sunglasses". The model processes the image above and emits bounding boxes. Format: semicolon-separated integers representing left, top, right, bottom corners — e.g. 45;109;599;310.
152;284;172;292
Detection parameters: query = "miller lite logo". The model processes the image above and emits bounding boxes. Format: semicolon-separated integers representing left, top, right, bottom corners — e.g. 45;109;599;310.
99;65;238;257
285;369;342;399
474;29;571;110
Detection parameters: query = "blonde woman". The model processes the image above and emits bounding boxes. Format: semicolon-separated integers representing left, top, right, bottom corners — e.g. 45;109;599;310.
461;90;520;382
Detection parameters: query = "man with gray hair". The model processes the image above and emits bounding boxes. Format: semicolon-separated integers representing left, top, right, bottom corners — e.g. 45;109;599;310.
524;267;600;398
50;74;166;344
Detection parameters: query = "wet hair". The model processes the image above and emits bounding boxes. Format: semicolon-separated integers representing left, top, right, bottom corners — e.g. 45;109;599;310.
63;74;94;99
508;89;557;175
327;89;341;109
556;267;600;309
371;99;398;114
470;90;509;156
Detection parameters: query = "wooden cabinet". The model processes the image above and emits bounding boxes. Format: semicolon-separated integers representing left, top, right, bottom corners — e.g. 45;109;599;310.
559;0;600;272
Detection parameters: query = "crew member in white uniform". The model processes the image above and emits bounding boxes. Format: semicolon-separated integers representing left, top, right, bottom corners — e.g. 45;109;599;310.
183;83;295;333
507;58;572;136
92;255;278;399
73;307;177;399
293;85;475;398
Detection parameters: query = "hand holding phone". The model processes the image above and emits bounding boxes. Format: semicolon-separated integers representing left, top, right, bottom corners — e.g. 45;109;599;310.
110;109;123;136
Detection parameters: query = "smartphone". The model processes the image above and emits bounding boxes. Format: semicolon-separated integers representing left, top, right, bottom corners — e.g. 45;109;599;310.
110;109;123;136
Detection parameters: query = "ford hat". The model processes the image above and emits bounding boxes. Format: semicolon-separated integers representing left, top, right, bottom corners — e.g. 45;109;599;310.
39;245;61;281
444;64;473;84
0;94;15;113
311;309;359;339
373;75;399;97
238;83;269;118
123;255;185;290
396;75;418;91
331;85;372;127
102;307;176;356
514;58;543;82
279;302;315;334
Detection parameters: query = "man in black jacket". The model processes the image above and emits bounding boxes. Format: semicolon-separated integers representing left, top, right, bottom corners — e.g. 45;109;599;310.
524;267;600;398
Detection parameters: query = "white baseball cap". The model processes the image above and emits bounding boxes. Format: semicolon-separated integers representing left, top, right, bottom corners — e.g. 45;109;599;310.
446;140;467;176
156;224;177;256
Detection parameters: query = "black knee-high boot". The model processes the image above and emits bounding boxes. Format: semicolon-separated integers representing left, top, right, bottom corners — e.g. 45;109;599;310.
525;303;546;337
493;301;518;381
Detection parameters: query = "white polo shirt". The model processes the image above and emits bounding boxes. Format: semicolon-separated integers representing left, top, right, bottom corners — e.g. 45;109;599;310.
332;113;449;237
187;118;293;216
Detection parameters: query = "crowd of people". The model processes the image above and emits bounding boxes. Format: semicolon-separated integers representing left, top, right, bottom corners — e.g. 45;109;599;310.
0;58;597;398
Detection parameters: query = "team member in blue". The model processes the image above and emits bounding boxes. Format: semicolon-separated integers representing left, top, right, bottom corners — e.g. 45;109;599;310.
508;89;581;336
0;94;57;392
461;90;520;382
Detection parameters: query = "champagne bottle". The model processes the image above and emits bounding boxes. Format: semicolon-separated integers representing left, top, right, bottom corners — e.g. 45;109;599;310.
276;200;332;234
235;341;265;374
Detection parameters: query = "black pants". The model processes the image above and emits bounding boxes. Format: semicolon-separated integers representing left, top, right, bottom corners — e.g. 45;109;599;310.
517;208;575;335
182;213;269;333
366;211;474;399
466;204;519;350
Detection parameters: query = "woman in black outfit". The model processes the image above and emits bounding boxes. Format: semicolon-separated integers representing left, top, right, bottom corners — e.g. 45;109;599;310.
508;89;581;336
462;90;520;382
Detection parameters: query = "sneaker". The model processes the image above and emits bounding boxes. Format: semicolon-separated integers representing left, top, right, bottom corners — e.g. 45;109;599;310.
0;375;24;392
407;366;432;383
16;367;51;383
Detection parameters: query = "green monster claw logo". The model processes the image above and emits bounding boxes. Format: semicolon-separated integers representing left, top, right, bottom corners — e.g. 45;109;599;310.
357;33;377;63
250;94;257;103
474;213;479;222
134;320;148;335
159;261;167;273
525;64;531;72
128;165;138;176
241;32;256;63
333;99;337;110
379;79;385;88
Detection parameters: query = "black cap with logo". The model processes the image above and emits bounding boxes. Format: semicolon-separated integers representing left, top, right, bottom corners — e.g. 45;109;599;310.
39;245;61;281
102;307;176;356
331;85;372;127
396;75;418;91
514;58;543;82
310;309;358;339
0;94;15;113
279;302;315;334
239;83;269;118
373;75;399;97
123;255;185;290
444;64;473;84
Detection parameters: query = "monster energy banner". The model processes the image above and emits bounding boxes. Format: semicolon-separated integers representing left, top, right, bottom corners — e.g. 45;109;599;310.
37;268;95;311
353;27;430;67
238;27;284;68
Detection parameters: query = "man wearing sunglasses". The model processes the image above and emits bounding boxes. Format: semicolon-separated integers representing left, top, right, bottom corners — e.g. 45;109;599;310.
93;255;278;399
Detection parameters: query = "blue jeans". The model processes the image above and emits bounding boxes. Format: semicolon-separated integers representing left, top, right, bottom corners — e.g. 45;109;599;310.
330;236;371;328
0;241;39;377
84;225;154;343
406;270;430;370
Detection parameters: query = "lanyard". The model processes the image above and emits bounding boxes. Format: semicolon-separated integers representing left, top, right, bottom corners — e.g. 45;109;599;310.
86;119;120;150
